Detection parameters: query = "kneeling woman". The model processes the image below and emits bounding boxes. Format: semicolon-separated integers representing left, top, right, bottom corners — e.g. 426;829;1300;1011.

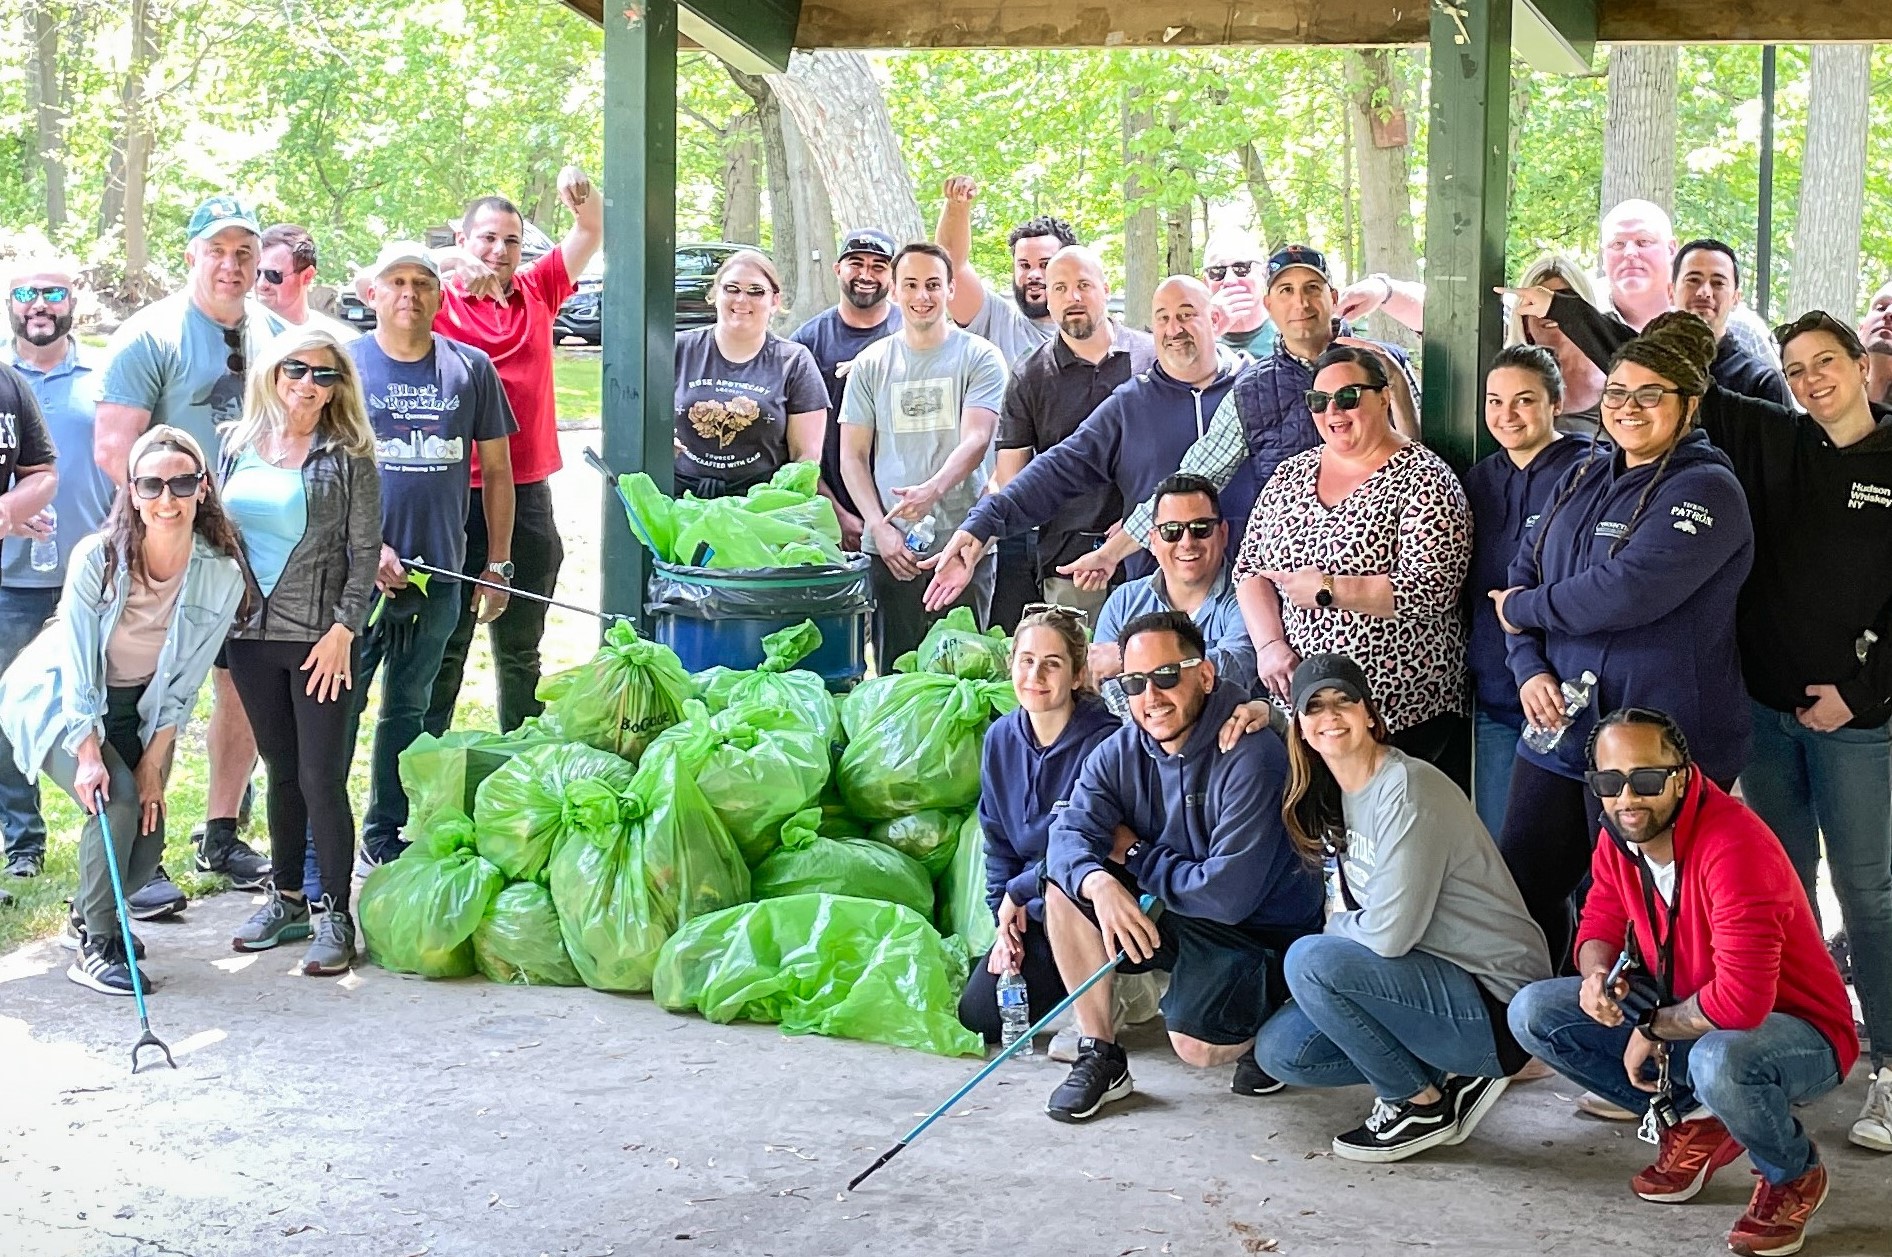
958;606;1118;1041
0;427;246;995
1251;654;1553;1163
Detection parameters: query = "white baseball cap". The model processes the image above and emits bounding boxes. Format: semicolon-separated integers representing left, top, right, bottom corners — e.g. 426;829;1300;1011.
364;241;440;281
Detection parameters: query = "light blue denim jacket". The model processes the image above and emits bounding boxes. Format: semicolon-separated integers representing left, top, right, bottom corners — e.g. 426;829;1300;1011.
0;531;244;775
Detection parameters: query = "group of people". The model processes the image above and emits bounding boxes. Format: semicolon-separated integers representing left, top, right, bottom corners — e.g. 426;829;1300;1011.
0;170;601;989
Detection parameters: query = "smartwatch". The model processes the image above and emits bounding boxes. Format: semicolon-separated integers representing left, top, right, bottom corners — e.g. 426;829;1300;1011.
1315;572;1335;608
486;560;516;580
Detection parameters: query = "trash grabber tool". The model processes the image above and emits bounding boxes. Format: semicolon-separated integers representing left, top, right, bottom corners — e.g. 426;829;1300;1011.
95;805;175;1073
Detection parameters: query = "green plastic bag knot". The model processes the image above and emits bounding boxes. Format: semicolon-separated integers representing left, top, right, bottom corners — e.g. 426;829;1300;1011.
560;776;629;833
776;808;822;851
757;620;822;674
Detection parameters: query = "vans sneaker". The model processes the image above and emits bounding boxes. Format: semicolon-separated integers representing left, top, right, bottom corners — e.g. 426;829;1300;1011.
1333;1093;1457;1163
1443;1073;1510;1145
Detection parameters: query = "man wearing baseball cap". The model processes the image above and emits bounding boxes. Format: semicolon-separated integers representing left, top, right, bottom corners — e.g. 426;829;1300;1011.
789;227;902;549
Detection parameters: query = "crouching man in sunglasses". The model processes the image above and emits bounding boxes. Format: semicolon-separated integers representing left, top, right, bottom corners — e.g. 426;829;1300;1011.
1040;609;1322;1122
1510;707;1858;1257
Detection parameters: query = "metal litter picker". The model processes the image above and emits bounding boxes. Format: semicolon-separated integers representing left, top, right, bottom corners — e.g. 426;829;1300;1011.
95;805;175;1073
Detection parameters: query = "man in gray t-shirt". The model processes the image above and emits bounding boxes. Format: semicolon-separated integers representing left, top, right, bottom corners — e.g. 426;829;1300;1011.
935;175;1071;367
839;243;1007;669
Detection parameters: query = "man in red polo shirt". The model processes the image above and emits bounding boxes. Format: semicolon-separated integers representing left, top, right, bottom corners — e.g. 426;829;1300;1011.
425;165;602;736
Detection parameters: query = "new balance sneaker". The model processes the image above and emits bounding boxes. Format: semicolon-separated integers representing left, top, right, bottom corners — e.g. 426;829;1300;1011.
231;887;312;952
67;935;148;997
1232;1054;1286;1096
5;851;42;878
126;867;187;920
1630;1114;1745;1203
1332;1092;1458;1163
1442;1073;1511;1145
194;819;272;891
1045;1038;1133;1123
1849;1067;1892;1153
1727;1160;1829;1257
301;901;356;976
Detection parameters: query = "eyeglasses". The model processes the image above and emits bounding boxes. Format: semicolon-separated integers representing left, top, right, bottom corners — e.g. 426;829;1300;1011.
10;285;70;304
279;358;342;386
1117;657;1204;697
1204;262;1257;282
1600;385;1687;411
222;325;245;375
1585;765;1685;800
1305;384;1385;413
1020;602;1090;624
132;472;205;501
1153;518;1219;544
720;283;774;299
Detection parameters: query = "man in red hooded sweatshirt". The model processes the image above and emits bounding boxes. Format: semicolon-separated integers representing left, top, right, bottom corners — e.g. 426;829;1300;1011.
1510;707;1858;1257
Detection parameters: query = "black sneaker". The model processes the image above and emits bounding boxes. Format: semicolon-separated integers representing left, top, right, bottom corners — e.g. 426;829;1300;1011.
126;867;187;921
59;902;145;958
5;851;42;878
1333;1093;1458;1163
1828;930;1853;986
1046;1038;1133;1123
1233;1054;1286;1096
194;819;272;891
66;936;147;997
1443;1073;1511;1146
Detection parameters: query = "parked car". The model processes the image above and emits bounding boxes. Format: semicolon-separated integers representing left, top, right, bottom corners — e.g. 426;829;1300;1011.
337;221;558;332
553;242;756;345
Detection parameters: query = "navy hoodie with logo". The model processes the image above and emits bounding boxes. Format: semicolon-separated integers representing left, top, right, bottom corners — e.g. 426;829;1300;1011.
978;695;1121;922
1504;430;1755;783
1046;681;1323;931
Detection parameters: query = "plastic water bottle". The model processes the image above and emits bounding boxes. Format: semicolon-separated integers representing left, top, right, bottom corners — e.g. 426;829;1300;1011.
997;970;1033;1055
1522;670;1599;754
29;505;57;573
902;514;936;555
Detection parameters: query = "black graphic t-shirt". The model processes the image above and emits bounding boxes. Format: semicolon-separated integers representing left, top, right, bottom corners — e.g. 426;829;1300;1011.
672;328;827;494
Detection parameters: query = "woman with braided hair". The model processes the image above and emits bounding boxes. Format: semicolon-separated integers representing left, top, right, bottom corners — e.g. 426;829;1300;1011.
1487;311;1753;972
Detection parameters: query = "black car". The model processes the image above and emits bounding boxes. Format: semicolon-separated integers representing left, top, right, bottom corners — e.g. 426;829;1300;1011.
553;242;755;345
337;222;559;332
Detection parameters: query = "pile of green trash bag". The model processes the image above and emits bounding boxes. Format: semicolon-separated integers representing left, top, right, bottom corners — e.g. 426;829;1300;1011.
536;621;693;763
936;811;997;959
398;725;562;832
894;606;1012;680
693;620;840;747
473;741;640;882
359;814;504;978
620;462;844;569
836;672;1016;820
642;699;830;866
868;808;963;878
549;750;751;993
472;879;583;986
751;808;933;917
652;893;982;1058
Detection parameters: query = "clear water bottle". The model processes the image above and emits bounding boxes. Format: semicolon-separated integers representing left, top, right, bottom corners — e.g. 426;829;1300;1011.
996;969;1032;1055
29;505;57;573
1522;669;1599;754
902;513;936;554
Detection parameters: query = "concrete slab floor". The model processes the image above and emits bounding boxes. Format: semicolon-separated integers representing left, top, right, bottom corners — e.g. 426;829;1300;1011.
2;892;1887;1257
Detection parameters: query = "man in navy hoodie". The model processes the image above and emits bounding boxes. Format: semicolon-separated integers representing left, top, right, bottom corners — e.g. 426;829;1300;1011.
1042;610;1323;1122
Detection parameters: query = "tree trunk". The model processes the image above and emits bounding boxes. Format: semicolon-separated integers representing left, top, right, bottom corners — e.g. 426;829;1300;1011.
1237;142;1292;255
27;0;68;231
720;114;763;245
1121;86;1159;331
1163;206;1194;279
1601;45;1678;218
1347;49;1420;350
760;52;923;245
1786;45;1872;319
101;0;158;293
730;67;837;325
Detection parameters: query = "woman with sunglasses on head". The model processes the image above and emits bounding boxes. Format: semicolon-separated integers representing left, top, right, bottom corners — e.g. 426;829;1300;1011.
672;250;830;502
0;426;245;994
219;326;380;976
1232;344;1474;790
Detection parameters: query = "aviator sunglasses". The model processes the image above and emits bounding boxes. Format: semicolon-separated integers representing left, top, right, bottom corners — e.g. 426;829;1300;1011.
10;285;70;304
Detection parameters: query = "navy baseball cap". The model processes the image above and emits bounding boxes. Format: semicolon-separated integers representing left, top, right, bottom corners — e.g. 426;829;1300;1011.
1290;652;1373;715
838;228;896;261
187;195;261;244
1265;244;1333;286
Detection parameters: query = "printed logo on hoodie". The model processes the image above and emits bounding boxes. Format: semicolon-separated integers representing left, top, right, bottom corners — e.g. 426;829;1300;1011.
1671;501;1716;534
1847;481;1892;510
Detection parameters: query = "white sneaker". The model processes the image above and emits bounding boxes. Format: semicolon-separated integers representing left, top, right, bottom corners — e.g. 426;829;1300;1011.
1047;1027;1083;1063
1114;970;1167;1026
1576;1090;1637;1121
1850;1067;1892;1152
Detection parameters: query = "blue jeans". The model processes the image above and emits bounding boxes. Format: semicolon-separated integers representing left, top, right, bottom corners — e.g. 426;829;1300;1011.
0;586;59;861
1509;977;1841;1184
348;582;462;862
1253;934;1506;1100
1739;699;1892;1067
1472;708;1522;838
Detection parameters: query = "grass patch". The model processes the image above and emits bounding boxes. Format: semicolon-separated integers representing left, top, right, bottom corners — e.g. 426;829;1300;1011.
554;348;602;426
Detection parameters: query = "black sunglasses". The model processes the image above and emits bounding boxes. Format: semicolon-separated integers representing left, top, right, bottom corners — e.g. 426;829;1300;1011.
1117;657;1203;697
1585;765;1685;800
10;284;70;304
258;268;290;285
132;472;206;501
1021;601;1090;624
1205;262;1257;281
1305;383;1385;413
222;324;245;375
1773;310;1862;354
1153;518;1219;544
280;358;343;386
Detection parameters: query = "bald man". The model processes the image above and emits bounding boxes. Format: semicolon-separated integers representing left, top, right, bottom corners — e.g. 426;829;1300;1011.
923;275;1244;612
1600;199;1777;366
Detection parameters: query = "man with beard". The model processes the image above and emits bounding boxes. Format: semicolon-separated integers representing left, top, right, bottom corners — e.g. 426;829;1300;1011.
935;176;1073;368
1670;239;1790;405
252;223;356;341
789;228;901;551
1862;277;1892;406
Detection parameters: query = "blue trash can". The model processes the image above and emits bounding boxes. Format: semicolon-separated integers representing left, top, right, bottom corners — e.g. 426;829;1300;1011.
647;557;871;692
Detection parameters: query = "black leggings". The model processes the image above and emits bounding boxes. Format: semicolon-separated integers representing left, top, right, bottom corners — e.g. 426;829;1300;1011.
1493;756;1600;973
958;923;1068;1044
225;638;357;911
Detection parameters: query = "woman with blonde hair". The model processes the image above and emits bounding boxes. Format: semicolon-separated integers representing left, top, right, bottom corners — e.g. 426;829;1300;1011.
1507;253;1605;435
220;325;381;976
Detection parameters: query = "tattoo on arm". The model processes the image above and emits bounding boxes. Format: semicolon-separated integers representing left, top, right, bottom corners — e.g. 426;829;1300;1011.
1652;994;1719;1042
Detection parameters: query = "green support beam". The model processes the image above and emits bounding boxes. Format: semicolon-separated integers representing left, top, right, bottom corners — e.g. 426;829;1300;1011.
1513;0;1596;75
600;0;678;629
1421;0;1514;472
680;0;798;74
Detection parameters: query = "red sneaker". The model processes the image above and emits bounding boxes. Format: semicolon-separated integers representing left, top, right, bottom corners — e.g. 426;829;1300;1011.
1630;1114;1745;1202
1727;1160;1829;1257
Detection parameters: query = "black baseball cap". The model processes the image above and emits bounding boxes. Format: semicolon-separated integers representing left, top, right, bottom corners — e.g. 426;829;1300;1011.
1265;244;1333;287
838;228;896;261
1290;652;1372;714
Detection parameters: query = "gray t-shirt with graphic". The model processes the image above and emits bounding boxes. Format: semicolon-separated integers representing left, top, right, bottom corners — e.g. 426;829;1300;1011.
99;293;285;457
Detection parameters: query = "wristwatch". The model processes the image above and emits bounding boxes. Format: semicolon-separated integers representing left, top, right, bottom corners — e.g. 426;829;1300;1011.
486;560;516;581
1636;1006;1664;1043
1315;572;1336;608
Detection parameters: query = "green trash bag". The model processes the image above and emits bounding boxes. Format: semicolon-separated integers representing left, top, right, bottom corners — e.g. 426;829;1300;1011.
936;811;997;958
894;606;1013;680
694;620;840;747
359;814;504;978
643;700;830;866
472;741;639;882
836;673;1015;820
620;462;843;569
652;893;983;1057
473;880;583;986
751;808;933;917
868;809;963;878
398;727;561;832
549;751;751;993
536;621;693;763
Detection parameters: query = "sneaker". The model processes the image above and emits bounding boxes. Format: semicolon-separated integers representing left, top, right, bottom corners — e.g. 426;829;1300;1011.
126;868;187;921
1576;1089;1638;1121
353;846;385;882
194;819;272;891
59;902;144;957
1233;1054;1286;1096
1047;1026;1083;1063
1727;1160;1829;1257
4;851;42;878
1045;1038;1133;1123
1629;1114;1744;1203
1826;930;1852;986
1332;1093;1458;1163
1442;1073;1511;1145
231;887;312;952
1114;970;1166;1026
66;936;147;997
1849;1067;1892;1153
301;901;356;976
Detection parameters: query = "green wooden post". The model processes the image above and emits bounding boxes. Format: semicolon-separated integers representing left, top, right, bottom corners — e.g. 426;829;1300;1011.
600;0;678;629
1420;0;1514;471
